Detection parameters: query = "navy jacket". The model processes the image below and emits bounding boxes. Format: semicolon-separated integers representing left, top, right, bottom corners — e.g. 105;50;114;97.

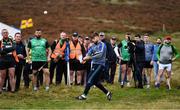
102;39;116;63
15;41;26;64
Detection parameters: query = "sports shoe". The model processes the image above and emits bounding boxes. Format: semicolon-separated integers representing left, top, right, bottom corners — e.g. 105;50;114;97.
11;91;15;93
75;94;87;100
155;83;160;89
138;84;143;89
146;84;150;89
127;82;131;87
2;87;6;91
166;84;171;90
120;82;124;88
33;87;38;91
106;92;112;101
45;86;49;91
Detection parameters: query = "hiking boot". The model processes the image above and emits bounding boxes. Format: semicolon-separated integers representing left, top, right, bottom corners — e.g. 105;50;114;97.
75;94;87;100
106;92;112;101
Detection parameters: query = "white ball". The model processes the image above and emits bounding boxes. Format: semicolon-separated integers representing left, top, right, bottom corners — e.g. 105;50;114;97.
43;10;48;14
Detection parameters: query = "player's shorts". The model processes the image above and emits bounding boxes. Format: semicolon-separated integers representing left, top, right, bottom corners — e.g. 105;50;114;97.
120;60;132;67
70;59;84;71
32;61;48;70
144;61;153;68
159;63;172;72
0;55;16;70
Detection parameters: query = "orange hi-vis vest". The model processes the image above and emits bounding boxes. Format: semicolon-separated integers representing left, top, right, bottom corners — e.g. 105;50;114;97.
69;41;82;60
51;41;66;59
0;39;19;63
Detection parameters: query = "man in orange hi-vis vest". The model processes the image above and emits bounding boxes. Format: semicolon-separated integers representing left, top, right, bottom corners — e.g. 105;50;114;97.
51;32;67;85
0;29;19;93
69;32;85;85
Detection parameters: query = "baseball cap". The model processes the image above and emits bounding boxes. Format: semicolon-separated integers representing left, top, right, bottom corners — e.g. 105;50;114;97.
99;32;105;36
111;36;116;40
165;36;172;40
73;32;78;37
85;36;90;40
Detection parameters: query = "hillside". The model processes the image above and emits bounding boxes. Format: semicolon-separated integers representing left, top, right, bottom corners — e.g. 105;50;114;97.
0;0;180;41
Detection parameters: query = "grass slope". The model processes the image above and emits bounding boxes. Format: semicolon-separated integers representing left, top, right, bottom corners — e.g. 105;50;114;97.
0;83;180;109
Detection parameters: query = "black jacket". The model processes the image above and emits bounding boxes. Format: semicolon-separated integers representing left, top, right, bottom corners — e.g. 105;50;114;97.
102;39;117;63
134;40;145;63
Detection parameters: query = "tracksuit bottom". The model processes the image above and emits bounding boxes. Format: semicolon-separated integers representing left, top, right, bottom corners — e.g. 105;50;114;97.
109;62;116;84
134;62;144;87
15;63;24;90
83;64;108;96
49;60;57;84
56;60;67;85
23;63;32;88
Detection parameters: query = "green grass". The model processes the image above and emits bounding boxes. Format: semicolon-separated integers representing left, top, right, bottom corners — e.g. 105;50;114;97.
0;83;180;109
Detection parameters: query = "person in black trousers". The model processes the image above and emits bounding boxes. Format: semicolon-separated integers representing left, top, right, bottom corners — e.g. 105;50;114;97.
133;34;145;88
76;32;112;100
23;62;32;88
49;39;59;85
14;33;26;91
51;32;68;85
109;36;117;84
99;32;115;83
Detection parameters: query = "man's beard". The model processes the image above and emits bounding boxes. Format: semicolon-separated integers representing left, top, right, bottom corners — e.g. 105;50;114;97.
166;42;171;45
36;36;41;39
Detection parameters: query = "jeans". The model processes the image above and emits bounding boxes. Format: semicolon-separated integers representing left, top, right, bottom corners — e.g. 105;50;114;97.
153;61;159;81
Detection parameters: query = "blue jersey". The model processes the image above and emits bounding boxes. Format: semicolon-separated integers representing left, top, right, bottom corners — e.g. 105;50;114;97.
144;42;154;61
87;41;106;66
